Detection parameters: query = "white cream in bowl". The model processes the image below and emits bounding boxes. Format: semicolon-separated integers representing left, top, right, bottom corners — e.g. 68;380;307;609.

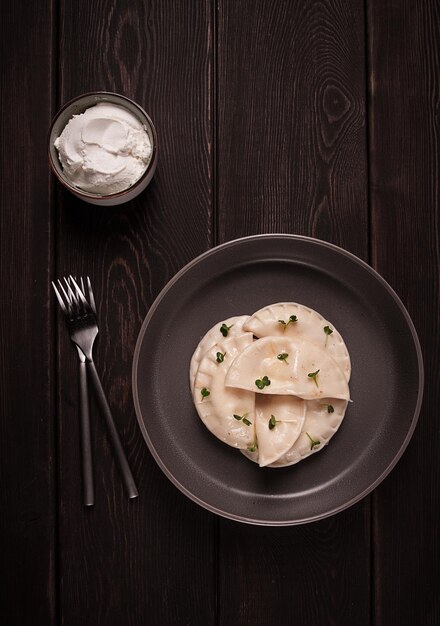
54;102;152;195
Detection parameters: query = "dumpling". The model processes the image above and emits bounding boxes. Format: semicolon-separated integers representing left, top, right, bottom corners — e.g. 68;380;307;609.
243;302;351;381
189;315;250;390
242;398;348;467
254;395;306;467
270;398;348;466
193;333;256;449
225;336;350;401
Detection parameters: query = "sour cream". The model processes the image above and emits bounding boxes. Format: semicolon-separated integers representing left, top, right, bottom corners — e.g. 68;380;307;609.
54;102;152;195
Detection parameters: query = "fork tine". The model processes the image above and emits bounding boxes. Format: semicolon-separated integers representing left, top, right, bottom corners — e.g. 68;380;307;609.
70;276;91;318
60;277;73;303
86;276;97;315
57;278;73;314
64;277;83;316
53;275;96;319
70;276;89;308
52;281;68;314
63;277;78;311
78;276;95;315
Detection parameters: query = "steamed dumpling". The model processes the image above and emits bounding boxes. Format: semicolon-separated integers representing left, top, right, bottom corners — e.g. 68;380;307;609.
225;336;350;401
254;395;306;467
193;333;256;449
242;398;348;467
189;315;250;390
270;398;348;466
243;302;351;381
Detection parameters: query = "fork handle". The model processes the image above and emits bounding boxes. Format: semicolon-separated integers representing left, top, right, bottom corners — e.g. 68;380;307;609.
87;361;139;499
79;360;94;506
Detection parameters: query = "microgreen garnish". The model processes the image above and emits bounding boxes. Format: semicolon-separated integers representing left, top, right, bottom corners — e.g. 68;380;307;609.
326;404;334;413
278;315;298;331
216;351;226;363
255;376;271;390
323;325;333;347
233;412;252;426
247;443;258;452
201;387;210;400
277;353;289;364
306;432;320;449
307;369;320;387
220;323;233;337
268;414;281;430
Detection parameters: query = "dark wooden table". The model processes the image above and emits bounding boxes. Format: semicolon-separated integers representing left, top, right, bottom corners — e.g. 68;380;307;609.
1;1;439;624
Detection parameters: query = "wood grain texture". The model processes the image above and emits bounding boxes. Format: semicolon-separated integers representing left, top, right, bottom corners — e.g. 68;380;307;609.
56;1;215;624
368;1;440;624
0;1;56;624
2;0;439;623
219;506;370;626
216;1;370;624
217;0;368;257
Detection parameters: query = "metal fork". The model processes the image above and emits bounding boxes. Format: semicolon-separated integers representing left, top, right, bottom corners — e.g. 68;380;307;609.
53;277;94;506
53;276;138;500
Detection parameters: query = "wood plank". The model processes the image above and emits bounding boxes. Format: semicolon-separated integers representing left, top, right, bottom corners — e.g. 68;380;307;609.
368;1;440;623
219;508;370;626
55;1;215;624
0;1;57;624
216;1;371;624
217;0;368;257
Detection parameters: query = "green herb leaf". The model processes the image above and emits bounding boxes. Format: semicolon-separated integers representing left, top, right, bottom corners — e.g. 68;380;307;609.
305;432;320;449
320;403;334;413
277;352;289;364
323;325;333;347
201;387;210;400
216;351;226;363
278;314;298;331
247;433;258;452
307;369;320;387
233;413;252;426
220;323;233;337
255;376;271;390
268;414;279;430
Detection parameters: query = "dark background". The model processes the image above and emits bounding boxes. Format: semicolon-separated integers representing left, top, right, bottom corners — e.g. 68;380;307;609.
1;1;439;624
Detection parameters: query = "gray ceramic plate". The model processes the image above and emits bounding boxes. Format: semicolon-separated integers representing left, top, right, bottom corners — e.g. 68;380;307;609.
132;235;423;525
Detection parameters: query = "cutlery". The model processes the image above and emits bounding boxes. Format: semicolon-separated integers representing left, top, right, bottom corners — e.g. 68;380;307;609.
53;278;94;506
76;345;94;506
53;276;138;500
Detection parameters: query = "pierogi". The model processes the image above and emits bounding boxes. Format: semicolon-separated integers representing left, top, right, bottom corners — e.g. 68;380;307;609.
242;398;348;468
189;315;250;390
254;395;306;467
193;333;256;449
190;302;352;468
225;337;350;401
243;302;351;381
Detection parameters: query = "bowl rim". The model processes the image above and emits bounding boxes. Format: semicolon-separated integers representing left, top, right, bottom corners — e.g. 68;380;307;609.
47;91;158;200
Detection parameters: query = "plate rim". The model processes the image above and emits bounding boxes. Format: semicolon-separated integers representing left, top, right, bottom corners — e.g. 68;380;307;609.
132;233;424;525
